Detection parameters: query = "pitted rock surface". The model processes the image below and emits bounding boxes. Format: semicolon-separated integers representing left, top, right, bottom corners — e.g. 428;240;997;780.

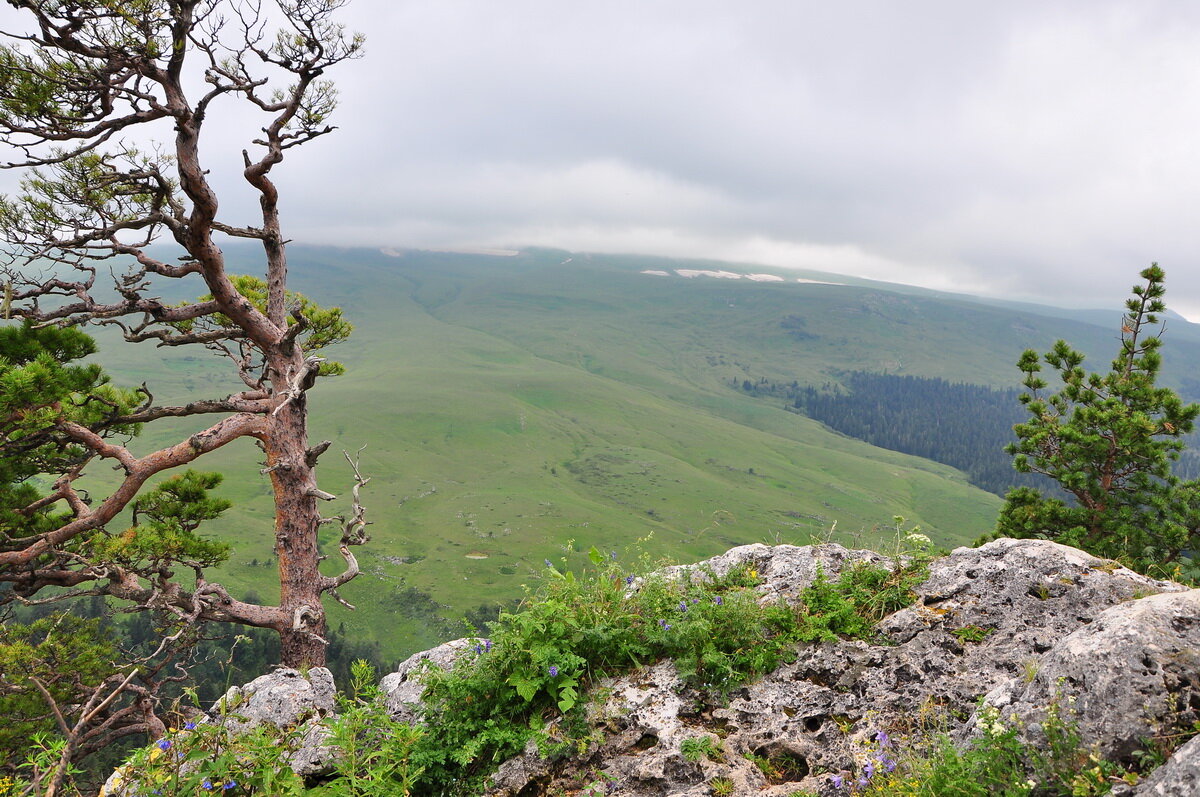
481;540;1194;796
979;588;1200;765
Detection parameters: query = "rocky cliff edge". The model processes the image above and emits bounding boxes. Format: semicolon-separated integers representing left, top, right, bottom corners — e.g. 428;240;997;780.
194;539;1200;795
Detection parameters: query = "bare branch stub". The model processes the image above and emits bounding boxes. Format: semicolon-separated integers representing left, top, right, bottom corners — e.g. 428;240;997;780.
316;448;371;600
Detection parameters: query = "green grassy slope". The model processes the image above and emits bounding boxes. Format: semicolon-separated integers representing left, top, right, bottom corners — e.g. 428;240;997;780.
422;251;1200;391
81;246;1200;660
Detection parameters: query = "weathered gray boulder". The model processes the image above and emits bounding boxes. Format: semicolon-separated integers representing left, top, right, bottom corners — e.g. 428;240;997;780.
215;666;338;776
978;588;1200;765
216;666;336;732
380;636;474;723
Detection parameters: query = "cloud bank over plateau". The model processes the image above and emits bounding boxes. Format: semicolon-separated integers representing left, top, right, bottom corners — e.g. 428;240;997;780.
4;1;1200;316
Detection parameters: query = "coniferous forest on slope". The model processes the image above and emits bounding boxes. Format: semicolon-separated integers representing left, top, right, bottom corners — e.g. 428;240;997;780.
739;369;1200;497
738;371;1070;497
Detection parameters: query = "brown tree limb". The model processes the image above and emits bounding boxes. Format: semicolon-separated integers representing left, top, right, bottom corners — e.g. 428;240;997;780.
0;413;266;569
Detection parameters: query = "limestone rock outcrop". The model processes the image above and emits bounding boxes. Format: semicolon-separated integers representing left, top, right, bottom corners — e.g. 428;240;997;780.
978;587;1200;769
473;539;1195;796
110;539;1196;795
214;666;338;776
381;637;475;724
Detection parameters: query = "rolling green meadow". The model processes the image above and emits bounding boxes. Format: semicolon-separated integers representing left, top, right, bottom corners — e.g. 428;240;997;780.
80;246;1200;659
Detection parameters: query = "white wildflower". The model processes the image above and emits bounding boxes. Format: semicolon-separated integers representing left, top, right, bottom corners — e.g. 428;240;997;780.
979;704;1007;737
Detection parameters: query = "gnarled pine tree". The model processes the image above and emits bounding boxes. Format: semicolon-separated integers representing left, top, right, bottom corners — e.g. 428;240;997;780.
996;265;1200;579
0;0;365;668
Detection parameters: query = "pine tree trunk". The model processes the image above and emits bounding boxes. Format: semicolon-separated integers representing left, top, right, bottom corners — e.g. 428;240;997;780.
265;392;328;667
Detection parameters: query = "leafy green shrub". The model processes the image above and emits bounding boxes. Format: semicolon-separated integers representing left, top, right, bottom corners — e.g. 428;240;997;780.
405;551;746;792
310;660;424;797
111;717;306;796
796;552;930;643
831;699;1158;796
634;563;802;690
108;661;421;797
407;544;926;793
681;735;723;762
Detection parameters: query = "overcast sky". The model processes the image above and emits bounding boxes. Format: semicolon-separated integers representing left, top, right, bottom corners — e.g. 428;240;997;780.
5;1;1200;317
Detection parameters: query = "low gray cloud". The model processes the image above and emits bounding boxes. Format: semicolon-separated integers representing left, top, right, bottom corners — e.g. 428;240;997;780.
4;1;1200;317
278;0;1200;316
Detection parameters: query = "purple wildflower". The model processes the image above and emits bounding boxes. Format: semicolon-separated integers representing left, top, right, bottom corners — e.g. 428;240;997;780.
223;782;236;791
713;595;724;605
830;773;845;788
678;601;688;612
625;575;635;586
658;619;672;630
183;721;197;731
544;559;553;568
863;760;875;779
202;779;214;791
875;730;892;748
156;738;171;751
548;665;559;677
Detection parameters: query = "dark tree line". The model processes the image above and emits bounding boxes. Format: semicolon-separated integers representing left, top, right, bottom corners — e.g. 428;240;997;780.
737;372;1057;496
7;596;392;706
